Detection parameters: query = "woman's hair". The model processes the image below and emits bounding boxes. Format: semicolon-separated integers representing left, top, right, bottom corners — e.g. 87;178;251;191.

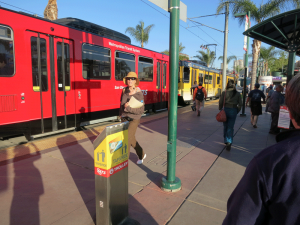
285;74;300;126
226;80;237;95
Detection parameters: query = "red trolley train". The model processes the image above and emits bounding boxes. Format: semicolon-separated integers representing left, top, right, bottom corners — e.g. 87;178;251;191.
0;7;169;141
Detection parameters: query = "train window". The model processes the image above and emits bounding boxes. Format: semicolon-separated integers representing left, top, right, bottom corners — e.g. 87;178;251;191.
183;67;189;83
82;44;111;80
204;74;209;84
31;37;48;92
115;51;135;80
209;75;212;84
157;62;160;88
138;56;153;81
199;73;203;84
0;26;15;76
57;42;70;91
217;76;220;84
163;63;166;88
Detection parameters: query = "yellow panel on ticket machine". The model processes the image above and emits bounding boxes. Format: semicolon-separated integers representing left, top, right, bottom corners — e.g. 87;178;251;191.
93;122;129;225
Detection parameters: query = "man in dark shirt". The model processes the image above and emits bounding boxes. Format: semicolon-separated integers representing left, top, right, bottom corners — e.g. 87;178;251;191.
246;83;265;128
268;85;284;134
223;74;300;225
265;85;274;112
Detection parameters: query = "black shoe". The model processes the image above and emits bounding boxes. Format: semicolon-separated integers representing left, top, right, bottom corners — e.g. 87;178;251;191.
197;111;200;116
226;143;231;151
253;125;257;128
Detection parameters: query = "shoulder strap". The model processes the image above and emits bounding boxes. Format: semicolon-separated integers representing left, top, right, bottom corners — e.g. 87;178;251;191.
223;90;226;108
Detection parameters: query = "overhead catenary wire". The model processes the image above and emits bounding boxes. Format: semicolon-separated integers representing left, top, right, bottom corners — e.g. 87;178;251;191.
0;1;44;17
139;0;225;54
139;0;237;59
188;13;225;19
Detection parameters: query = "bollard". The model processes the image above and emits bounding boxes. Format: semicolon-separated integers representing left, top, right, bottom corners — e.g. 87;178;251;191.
93;122;131;225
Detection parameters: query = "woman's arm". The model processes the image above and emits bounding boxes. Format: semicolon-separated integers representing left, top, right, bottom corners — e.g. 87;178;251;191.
219;92;224;110
125;91;145;115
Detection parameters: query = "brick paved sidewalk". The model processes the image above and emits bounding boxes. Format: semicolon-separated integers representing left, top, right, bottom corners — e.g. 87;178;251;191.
0;101;276;225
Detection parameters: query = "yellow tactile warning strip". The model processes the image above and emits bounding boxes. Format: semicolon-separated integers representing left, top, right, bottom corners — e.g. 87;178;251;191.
0;123;118;163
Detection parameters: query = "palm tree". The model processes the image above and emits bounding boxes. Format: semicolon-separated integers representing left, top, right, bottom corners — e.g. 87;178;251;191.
259;46;278;76
44;0;58;20
194;48;215;67
162;42;186;55
234;65;243;77
218;55;237;64
125;21;154;48
217;0;299;90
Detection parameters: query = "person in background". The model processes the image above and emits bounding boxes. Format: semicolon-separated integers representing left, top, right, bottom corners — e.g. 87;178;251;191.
191;81;198;111
283;84;286;94
120;72;146;164
268;84;284;134
0;53;13;76
193;82;207;116
222;74;300;225
219;80;242;151
246;83;266;128
265;85;274;112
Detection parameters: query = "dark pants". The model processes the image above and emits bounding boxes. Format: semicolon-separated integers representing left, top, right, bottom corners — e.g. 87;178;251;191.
223;108;238;144
122;118;144;159
270;112;280;133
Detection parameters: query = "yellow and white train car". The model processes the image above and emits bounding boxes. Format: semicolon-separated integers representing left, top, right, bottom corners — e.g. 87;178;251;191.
178;61;220;104
178;61;236;104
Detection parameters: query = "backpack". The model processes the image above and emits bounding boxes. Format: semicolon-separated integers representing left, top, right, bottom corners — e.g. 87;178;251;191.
195;87;204;101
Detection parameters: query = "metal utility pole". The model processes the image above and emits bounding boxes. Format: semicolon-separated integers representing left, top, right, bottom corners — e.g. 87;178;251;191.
240;11;250;117
161;0;181;192
222;2;229;91
287;52;296;83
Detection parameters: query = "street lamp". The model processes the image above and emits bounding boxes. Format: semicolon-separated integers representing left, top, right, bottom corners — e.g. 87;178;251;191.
234;11;250;117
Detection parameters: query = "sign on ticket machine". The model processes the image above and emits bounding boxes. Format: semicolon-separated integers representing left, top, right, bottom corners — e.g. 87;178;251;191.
93;122;129;225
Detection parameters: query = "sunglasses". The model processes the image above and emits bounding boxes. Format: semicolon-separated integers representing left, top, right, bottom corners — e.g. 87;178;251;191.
126;77;136;81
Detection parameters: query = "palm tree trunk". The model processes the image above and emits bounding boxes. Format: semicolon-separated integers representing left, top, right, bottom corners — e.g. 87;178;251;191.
251;39;261;90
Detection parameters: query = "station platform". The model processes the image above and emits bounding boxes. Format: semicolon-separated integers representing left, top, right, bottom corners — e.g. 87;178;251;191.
0;100;277;225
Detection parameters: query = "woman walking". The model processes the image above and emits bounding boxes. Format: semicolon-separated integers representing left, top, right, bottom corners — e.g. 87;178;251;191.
219;80;242;150
120;72;146;164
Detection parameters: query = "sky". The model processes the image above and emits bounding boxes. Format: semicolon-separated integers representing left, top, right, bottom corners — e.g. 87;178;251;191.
1;0;299;70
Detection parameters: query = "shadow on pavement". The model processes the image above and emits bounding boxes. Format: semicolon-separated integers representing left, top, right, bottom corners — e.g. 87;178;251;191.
56;134;96;222
10;143;43;225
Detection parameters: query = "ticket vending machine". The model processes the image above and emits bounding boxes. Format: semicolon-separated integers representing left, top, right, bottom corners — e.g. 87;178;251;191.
93;122;130;225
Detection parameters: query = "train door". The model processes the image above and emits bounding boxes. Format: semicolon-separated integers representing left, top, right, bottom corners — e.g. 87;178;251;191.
212;73;216;97
27;32;52;135
156;60;167;109
27;31;75;137
52;37;75;130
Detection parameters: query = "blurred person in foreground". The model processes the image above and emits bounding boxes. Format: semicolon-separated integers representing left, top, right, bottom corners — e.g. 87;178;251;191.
246;83;266;128
223;74;300;225
219;80;242;151
268;84;285;135
193;82;207;116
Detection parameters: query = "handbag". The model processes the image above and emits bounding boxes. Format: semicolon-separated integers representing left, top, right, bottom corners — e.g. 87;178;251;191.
216;90;227;122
